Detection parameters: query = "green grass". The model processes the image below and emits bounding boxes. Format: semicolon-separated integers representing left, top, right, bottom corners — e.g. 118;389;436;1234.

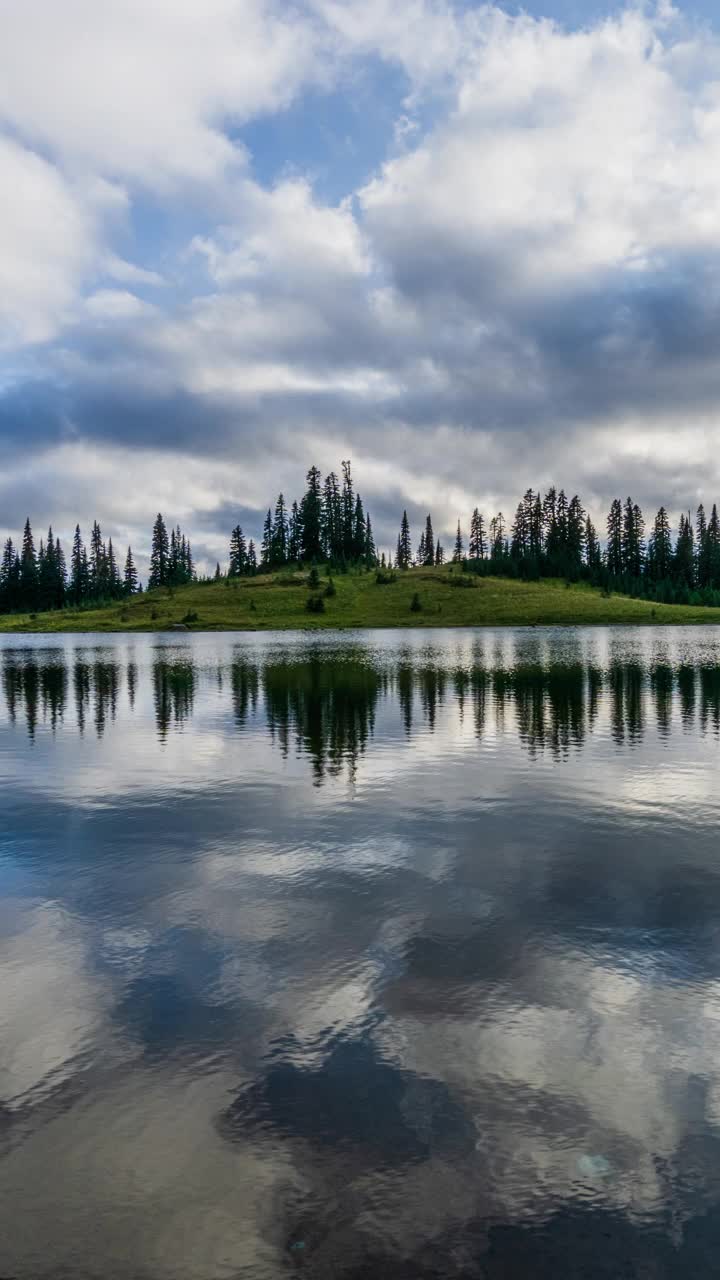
2;566;720;632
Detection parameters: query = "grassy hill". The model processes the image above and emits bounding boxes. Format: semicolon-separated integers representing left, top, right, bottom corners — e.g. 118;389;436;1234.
1;566;720;632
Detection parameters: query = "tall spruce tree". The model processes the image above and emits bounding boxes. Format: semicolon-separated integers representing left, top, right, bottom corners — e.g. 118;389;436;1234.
423;515;435;566
288;501;302;564
272;493;289;565
260;508;273;570
124;546;139;595
453;520;464;562
396;510;411;569
300;466;323;561
648;507;672;581
341;460;355;559
606;499;623;577
20;518;38;611
229;525;247;577
149;513;169;589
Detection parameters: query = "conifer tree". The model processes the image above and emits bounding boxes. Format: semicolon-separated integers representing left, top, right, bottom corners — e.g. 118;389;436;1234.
364;514;376;566
674;513;695;587
229;525;247;577
469;508;486;560
584;516;600;570
260;508;273;570
566;496;585;575
70;525;86;605
20;518;39;611
341;460;355;559
453;520;464;562
124;546;139;595
696;503;709;588
606;499;623;577
353;493;366;560
648;508;672;581
247;540;258;574
288;501;302;564
0;538;18;612
272;493;289;565
416;530;426;566
300;466;323;562
396;510;411;569
149;513;169;589
423;515;435;566
435;538;444;565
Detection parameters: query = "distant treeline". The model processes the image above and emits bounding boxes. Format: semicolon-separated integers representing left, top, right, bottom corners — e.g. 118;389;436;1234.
3;461;720;616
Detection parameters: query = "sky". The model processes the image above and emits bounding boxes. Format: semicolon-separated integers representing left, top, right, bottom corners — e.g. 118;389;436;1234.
3;0;720;572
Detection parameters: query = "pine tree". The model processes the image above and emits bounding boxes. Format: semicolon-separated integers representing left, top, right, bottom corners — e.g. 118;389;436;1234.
149;513;169;589
490;513;506;559
214;561;222;581
396;510;411;570
288;501;302;564
341;460;354;559
648;507;672;582
469;507;486;560
70;525;87;605
566;496;585;576
20;518;39;611
453;520;464;563
260;508;273;570
364;514;376;566
300;466;323;562
606;499;623;577
55;536;66;607
707;503;720;588
124;546;139;595
322;472;342;560
584;516;600;570
416;530;427;566
107;539;120;597
696;503;709;588
435;539;444;565
674;513;695;587
89;520;105;599
510;502;528;559
0;538;18;612
353;493;366;561
229;525;247;577
272;493;289;565
422;515;435;566
247;540;258;574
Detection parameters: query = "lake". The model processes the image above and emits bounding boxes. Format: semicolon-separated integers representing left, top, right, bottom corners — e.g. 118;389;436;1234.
2;626;720;1278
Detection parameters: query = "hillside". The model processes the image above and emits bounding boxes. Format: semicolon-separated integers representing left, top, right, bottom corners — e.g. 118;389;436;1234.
1;567;720;632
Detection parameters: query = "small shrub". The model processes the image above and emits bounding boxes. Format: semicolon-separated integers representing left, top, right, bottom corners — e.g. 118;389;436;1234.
375;570;396;585
308;566;320;590
120;610;129;622
306;594;325;614
448;575;477;589
324;578;337;598
410;592;422;613
249;600;257;612
182;611;199;624
151;608;159;620
29;613;37;622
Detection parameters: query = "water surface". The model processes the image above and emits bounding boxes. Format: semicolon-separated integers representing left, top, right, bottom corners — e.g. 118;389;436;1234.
2;627;720;1278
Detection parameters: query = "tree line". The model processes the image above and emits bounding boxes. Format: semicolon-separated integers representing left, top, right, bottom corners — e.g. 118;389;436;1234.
0;513;193;615
225;460;376;578
4;464;720;616
396;488;720;607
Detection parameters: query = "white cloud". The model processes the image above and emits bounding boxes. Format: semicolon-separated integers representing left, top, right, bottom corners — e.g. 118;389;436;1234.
0;0;331;188
0;137;105;345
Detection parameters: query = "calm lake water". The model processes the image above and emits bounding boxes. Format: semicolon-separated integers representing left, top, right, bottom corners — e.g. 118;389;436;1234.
2;627;720;1278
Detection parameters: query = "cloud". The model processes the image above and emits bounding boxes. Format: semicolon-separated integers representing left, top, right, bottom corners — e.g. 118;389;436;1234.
3;2;720;557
